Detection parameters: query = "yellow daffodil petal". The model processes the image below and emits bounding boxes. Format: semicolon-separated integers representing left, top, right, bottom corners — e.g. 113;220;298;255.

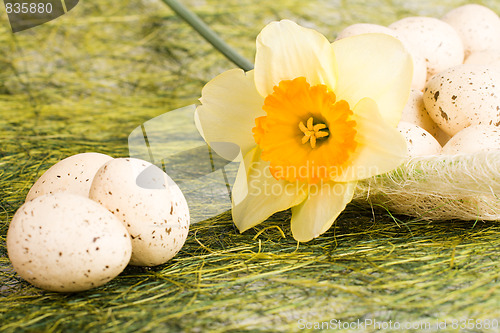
232;147;308;232
291;181;356;242
254;19;337;97
196;69;264;159
332;33;413;127
333;98;407;182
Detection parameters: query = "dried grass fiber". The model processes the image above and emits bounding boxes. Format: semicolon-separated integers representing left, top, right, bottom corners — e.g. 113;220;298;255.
0;0;499;332
355;151;500;221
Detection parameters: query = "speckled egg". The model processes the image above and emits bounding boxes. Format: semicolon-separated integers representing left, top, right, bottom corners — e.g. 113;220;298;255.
26;153;113;201
441;125;500;154
89;158;190;267
465;49;500;69
423;64;500;136
442;4;500;58
335;23;427;90
401;89;450;145
6;193;132;292
397;122;442;157
335;23;394;40
389;17;464;79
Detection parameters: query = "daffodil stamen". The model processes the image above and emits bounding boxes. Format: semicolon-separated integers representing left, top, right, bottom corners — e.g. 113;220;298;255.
299;117;329;149
253;76;357;183
197;19;413;242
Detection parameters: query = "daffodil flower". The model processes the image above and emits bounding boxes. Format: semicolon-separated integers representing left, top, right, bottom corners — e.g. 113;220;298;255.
195;20;412;242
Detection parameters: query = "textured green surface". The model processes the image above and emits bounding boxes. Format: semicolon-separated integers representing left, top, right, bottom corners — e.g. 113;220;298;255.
1;1;499;332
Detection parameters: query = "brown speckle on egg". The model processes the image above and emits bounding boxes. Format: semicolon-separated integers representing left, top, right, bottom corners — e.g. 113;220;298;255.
88;157;190;267
6;193;131;292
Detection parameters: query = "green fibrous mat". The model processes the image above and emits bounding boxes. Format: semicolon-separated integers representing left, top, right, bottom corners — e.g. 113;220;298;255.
1;1;499;332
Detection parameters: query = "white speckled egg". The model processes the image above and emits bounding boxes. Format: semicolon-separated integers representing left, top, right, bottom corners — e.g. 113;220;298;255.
6;193;132;292
465;49;500;69
26;153;113;201
442;4;500;58
423;64;500;136
335;23;394;40
397;122;442;157
441;125;500;155
89;158;190;267
401;89;450;145
389;17;464;79
335;23;426;90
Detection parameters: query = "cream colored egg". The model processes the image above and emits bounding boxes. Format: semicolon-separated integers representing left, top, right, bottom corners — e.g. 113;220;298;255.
6;193;132;292
335;23;394;40
441;125;500;154
26;153;113;201
442;4;500;58
423;65;500;136
335;23;426;90
389;17;464;79
465;49;500;69
433;128;452;146
401;89;450;145
89;158;190;267
397;122;442;157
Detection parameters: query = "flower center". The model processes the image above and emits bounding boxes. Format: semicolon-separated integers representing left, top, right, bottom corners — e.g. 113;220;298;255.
253;77;357;183
298;117;329;149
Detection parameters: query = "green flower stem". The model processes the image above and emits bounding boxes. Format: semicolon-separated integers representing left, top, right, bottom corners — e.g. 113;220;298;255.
160;0;254;71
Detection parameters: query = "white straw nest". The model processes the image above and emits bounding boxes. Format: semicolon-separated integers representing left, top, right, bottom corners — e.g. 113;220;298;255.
353;151;500;221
